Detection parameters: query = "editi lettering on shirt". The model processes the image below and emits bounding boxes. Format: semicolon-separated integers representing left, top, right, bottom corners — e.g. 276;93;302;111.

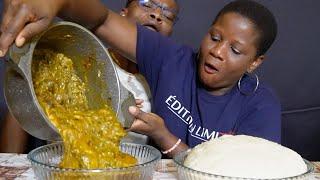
165;95;228;142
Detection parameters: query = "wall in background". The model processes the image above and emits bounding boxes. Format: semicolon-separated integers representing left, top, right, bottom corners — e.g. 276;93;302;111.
1;0;318;112
105;0;320;112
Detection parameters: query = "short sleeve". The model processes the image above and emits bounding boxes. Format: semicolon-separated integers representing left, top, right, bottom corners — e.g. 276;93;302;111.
136;25;182;90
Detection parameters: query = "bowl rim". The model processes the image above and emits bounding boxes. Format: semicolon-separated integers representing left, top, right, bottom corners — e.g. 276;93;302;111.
173;150;315;180
27;141;161;172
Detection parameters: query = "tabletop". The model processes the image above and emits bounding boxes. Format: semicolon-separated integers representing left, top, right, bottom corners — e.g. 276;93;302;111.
0;153;319;179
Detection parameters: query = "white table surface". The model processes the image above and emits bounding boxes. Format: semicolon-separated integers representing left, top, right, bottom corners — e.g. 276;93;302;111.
0;153;178;179
0;153;319;180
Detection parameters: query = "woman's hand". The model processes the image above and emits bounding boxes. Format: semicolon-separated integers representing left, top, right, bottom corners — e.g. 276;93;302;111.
0;0;136;63
135;99;144;109
0;0;64;57
128;106;169;140
128;106;189;157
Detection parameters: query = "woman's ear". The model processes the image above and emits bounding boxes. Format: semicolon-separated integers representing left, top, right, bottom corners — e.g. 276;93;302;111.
120;8;129;17
247;55;265;73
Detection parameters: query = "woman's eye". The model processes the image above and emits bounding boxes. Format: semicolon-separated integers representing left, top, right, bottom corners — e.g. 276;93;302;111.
164;15;174;21
231;47;241;55
163;11;175;21
143;2;152;8
211;36;220;42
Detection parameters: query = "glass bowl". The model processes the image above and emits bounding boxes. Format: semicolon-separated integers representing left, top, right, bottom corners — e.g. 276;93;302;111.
27;142;161;180
173;150;314;180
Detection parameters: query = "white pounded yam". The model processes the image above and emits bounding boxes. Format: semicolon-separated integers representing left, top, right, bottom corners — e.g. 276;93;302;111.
184;135;307;179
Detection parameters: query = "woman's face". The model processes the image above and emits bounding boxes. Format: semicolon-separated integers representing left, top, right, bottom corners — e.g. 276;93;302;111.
122;0;179;36
198;12;264;95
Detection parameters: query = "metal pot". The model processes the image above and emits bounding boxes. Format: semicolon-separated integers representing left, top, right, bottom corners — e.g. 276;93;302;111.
4;21;135;141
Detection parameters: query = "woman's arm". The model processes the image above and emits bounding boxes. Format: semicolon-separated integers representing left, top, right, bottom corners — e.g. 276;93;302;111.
58;0;108;30
94;11;137;62
60;1;138;61
0;0;138;62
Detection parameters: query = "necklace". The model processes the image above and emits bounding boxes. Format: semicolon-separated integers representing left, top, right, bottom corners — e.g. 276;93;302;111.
108;49;134;83
108;49;138;74
109;49;122;67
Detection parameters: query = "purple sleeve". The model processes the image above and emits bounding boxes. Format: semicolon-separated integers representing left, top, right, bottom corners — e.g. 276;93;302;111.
136;25;180;91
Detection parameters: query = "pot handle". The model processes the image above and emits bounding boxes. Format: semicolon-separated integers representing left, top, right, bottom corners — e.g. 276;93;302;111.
121;92;136;128
7;43;31;65
118;83;136;129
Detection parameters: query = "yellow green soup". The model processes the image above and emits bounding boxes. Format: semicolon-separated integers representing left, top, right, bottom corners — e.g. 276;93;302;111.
32;49;137;169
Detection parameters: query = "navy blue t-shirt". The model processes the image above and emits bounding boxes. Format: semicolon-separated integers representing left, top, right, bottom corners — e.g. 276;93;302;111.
136;25;281;147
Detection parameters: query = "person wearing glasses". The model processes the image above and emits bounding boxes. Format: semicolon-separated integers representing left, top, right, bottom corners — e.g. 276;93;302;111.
0;0;281;158
109;0;179;144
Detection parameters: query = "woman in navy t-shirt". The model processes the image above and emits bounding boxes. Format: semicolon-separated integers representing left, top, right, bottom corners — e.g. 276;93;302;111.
131;0;281;156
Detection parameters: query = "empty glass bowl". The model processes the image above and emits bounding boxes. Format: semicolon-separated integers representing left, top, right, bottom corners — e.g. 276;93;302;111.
28;142;161;180
173;150;314;180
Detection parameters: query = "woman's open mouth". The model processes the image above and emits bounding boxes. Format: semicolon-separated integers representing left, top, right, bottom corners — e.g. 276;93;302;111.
144;24;158;32
204;62;219;74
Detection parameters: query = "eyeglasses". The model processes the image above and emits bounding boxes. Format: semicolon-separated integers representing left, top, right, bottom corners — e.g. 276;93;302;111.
134;0;179;24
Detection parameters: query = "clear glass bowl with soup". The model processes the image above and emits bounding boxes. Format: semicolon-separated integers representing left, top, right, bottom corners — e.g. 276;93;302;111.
28;142;161;180
173;150;314;180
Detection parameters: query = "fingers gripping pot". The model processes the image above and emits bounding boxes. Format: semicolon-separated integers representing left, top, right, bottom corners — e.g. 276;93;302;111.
4;21;135;141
